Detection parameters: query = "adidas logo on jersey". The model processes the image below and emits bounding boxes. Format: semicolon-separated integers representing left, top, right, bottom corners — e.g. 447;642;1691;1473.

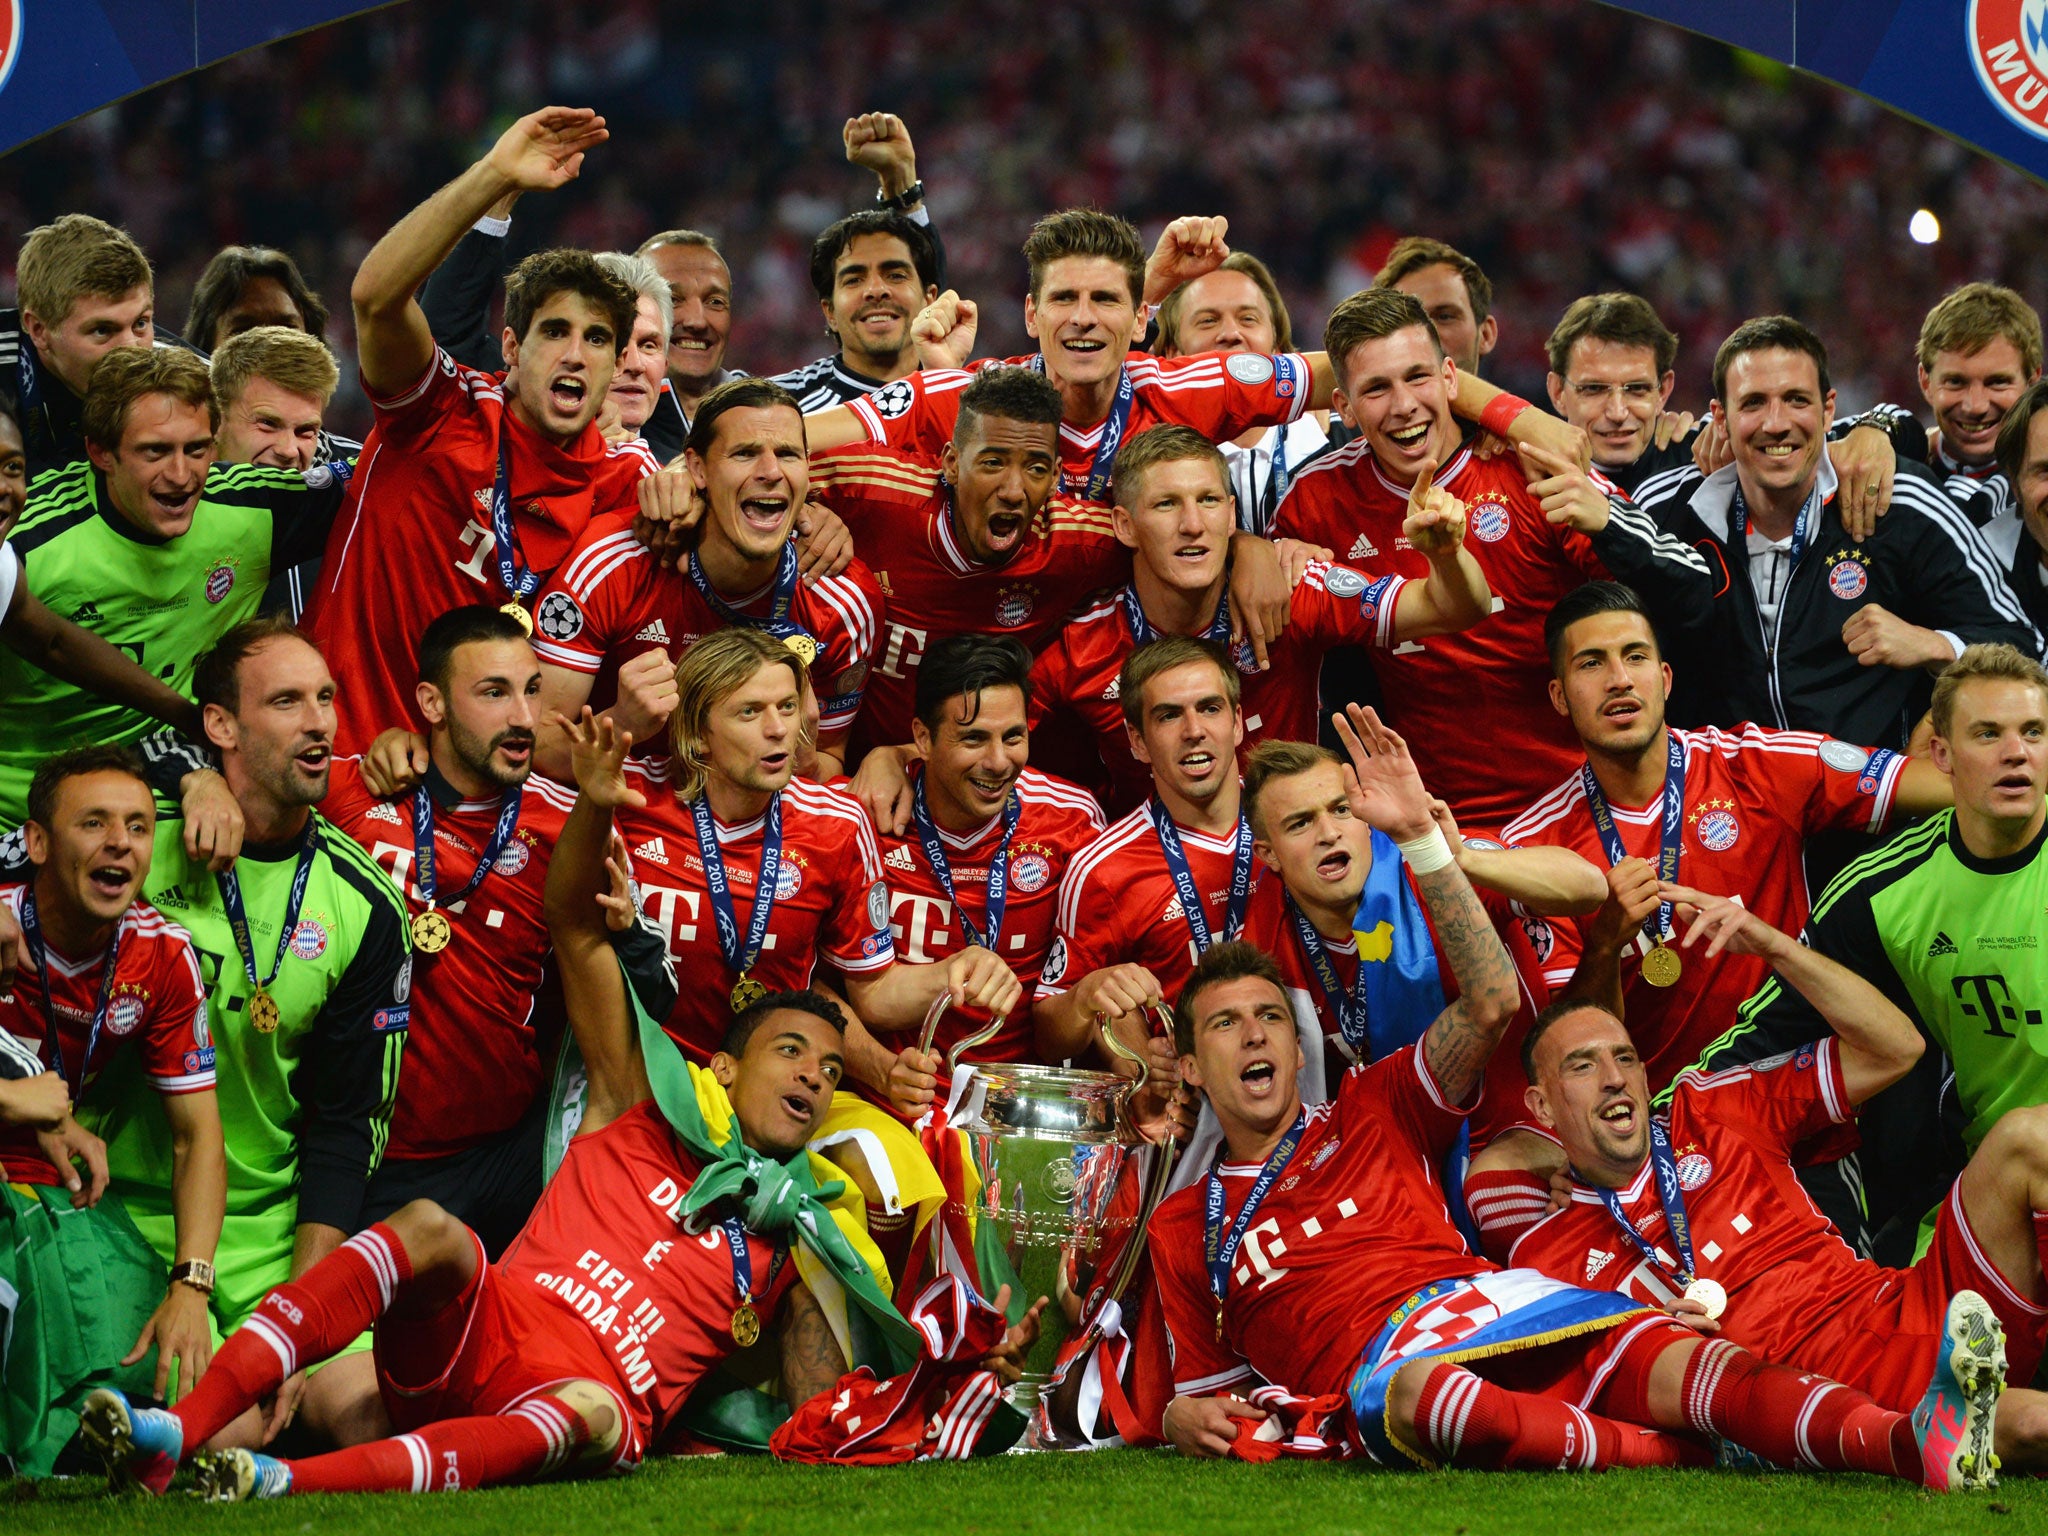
634;837;670;865
635;619;672;644
1161;894;1185;922
68;601;102;624
1347;533;1380;560
884;845;918;872
366;801;404;825
1928;931;1958;958
1584;1249;1614;1281
1102;677;1120;701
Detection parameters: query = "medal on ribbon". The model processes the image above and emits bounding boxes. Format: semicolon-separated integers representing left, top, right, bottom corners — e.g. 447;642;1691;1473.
722;1215;787;1346
407;780;525;957
217;822;319;1037
686;543;823;670
1149;799;1253;954
1585;1118;1722;1318
1580;732;1686;988
690;792;784;1013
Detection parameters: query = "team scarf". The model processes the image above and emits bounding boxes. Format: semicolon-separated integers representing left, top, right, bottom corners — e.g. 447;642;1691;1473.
1349;826;1449;1058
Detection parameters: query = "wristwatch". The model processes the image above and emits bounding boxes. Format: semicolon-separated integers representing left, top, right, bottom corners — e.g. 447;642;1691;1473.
876;180;924;211
170;1258;217;1296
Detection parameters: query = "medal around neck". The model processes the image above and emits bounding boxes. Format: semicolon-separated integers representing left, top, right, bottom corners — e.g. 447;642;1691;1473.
730;974;768;1012
1640;942;1682;988
411;909;453;954
500;600;534;635
730;1302;762;1348
249;990;282;1035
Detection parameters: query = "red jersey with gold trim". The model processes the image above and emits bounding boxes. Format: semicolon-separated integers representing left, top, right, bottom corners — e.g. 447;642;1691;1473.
843;352;1312;501
1028;561;1406;818
807;445;1127;754
531;512;882;743
322;760;574;1159
0;884;212;1183
1146;1046;1485;1399
303;348;658;752
870;765;1104;1064
615;762;894;1063
1499;724;1906;1092
497;1100;798;1454
1273;439;1607;823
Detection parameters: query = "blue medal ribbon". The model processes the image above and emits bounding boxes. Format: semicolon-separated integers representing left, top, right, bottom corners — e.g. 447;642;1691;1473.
1119;581;1232;651
17;887;123;1090
686;541;804;639
689;792;783;979
1586;1118;1699;1287
720;1215;789;1307
217;821;319;998
1285;892;1368;1050
488;425;543;612
1579;732;1685;949
17;334;41;419
1029;355;1134;502
910;771;1018;951
1203;1111;1305;1336
410;781;525;917
1149;799;1253;952
1732;480;1818;571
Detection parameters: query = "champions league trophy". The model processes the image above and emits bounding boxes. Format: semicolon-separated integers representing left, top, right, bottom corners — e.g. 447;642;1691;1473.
915;996;1182;1448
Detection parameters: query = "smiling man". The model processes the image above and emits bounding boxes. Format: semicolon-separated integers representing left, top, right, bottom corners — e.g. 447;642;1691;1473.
324;607;575;1255
776;209;942;412
0;348;345;824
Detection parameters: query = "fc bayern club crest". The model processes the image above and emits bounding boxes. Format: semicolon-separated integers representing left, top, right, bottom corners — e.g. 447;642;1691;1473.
107;994;145;1037
1470;502;1511;542
1827;559;1868;600
1009;851;1051;893
1693;807;1740;852
494;841;531;877
775;860;804;900
994;583;1036;628
1675;1151;1714;1191
204;560;238;604
1970;2;2048;142
290;919;329;960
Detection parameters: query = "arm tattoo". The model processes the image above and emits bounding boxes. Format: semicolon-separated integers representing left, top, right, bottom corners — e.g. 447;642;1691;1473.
779;1281;849;1409
1414;861;1521;1105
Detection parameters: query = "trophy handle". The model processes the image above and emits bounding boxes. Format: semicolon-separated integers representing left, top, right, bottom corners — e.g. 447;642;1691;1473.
914;990;1004;1073
915;990;951;1058
1096;1015;1151;1096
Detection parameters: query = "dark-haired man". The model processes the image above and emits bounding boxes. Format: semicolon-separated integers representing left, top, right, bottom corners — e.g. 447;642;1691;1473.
0;746;221;1475
774;209;942;412
532;377;882;779
303;105;657;754
1988;376;2048;635
325;607;573;1254
1376;236;1496;380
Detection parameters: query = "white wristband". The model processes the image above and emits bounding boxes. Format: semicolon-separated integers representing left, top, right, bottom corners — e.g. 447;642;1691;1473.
1396;826;1457;875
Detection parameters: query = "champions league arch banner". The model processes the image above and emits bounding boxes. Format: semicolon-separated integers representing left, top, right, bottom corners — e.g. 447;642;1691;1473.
4;1;2048;184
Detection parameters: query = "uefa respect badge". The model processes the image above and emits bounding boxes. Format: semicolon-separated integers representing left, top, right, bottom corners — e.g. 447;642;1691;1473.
1970;1;2048;141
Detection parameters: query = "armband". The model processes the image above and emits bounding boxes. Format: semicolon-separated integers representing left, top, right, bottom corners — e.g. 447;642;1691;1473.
1476;391;1531;441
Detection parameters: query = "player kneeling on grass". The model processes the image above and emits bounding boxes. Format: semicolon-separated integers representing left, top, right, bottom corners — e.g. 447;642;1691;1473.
1148;937;2003;1486
1499;889;2048;1472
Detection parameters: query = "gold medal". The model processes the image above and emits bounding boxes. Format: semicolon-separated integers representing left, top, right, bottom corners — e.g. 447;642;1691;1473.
1214;1304;1226;1342
501;601;534;635
249;989;281;1034
1640;942;1682;988
1683;1277;1728;1321
411;909;453;954
782;632;819;666
730;1302;761;1348
730;974;768;1013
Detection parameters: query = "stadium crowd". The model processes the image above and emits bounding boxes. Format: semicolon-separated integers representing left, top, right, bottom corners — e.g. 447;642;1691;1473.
1;19;2047;1507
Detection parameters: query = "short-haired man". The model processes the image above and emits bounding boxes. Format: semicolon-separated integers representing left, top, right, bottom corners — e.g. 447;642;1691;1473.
1987;376;2048;636
1375;235;1496;378
1;214;158;479
1627;316;2042;748
636;229;740;448
775;209;941;412
1155;252;1335;535
592;252;672;446
1493;581;1951;1097
303;106;655;755
1504;908;2048;1471
1146;941;1993;1485
862;636;1103;1098
323;607;574;1255
0;747;222;1476
1274;288;1701;824
81;620;412;1449
532;378;882;778
0;347;344;824
1913;282;2043;518
1689;644;2048;1260
1034;422;1489;815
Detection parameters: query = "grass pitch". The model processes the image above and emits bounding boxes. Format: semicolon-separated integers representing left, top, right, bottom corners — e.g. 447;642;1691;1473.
9;1450;2043;1535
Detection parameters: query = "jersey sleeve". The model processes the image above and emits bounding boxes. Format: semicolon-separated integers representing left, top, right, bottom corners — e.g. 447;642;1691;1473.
1466;1166;1558;1263
844;370;971;459
1025;631;1081;730
1347;1042;1476;1159
260;463;352;570
1146;1200;1257;1397
818;809;896;974
1154;352;1311;440
138;934;215;1096
1792;733;1906;834
362;346;473;449
1670;1038;1851;1155
291;844;413;1232
810;568;884;739
1885;468;2045;659
1289;559;1406;649
1038;843;1123;1000
530;518;648;676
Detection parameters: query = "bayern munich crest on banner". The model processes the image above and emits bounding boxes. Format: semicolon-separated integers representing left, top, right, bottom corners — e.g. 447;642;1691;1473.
1970;1;2048;142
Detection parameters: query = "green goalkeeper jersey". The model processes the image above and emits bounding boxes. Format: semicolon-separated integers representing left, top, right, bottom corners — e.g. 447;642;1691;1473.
0;458;342;823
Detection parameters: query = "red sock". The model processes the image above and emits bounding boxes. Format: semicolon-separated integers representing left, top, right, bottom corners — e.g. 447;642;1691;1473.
1680;1338;1916;1479
1411;1364;1705;1470
174;1225;414;1457
288;1398;590;1494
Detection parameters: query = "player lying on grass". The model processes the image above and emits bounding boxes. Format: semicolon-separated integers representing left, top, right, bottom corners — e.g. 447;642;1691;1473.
1495;887;2048;1471
79;709;1038;1498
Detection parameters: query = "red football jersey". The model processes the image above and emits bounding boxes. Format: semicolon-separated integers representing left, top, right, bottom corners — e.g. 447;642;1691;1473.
1028;561;1406;818
497;1100;798;1454
1238;874;1549;1147
321;760;573;1159
303;349;659;752
870;765;1104;1064
615;762;895;1063
1147;1046;1487;1399
1500;724;1906;1091
844;351;1313;501
1272;438;1607;823
807;446;1128;754
532;512;883;743
0;884;212;1184
1040;802;1269;1011
1506;1042;1875;1366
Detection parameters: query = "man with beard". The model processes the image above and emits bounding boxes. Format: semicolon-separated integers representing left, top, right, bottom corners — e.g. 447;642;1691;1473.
77;619;412;1452
324;607;574;1255
775;210;941;413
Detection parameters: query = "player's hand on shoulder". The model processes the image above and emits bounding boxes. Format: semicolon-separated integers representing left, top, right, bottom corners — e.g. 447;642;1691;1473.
1518;442;1610;534
1163;1393;1265;1458
361;728;429;799
1226;532;1291;672
1271;536;1329;584
793;498;855;586
850;744;919;837
1652;409;1696;451
180;768;246;874
1829;426;1895;541
913;290;978;371
1693;411;1733;476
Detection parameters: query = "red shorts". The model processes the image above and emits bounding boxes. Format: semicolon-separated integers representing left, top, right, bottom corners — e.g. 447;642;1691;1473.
1470;1311;1698;1419
372;1229;642;1468
1792;1182;2048;1409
